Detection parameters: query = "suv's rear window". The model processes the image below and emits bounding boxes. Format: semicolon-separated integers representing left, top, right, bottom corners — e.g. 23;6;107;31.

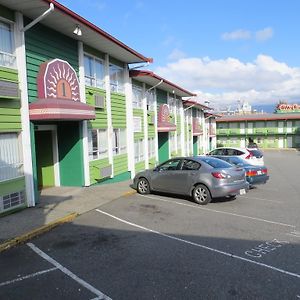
248;149;263;157
200;157;233;168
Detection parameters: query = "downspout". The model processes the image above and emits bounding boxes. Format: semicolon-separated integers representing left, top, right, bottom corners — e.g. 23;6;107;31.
21;3;54;32
146;79;163;92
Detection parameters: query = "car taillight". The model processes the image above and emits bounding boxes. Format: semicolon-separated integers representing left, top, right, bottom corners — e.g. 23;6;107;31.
211;172;230;179
246;170;257;176
262;168;268;174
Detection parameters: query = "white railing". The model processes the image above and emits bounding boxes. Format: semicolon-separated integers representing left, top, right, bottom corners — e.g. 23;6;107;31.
0;51;16;69
0;163;23;182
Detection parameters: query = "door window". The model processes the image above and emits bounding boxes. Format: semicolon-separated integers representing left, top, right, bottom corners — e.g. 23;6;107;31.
159;159;181;171
181;160;200;171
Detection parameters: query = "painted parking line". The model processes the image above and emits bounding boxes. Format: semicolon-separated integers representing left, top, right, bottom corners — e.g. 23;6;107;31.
240;195;282;203
0;267;57;287
27;243;111;300
139;194;295;229
95;209;300;280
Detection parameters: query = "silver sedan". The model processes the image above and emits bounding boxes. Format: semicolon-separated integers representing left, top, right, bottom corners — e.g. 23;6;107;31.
131;156;249;205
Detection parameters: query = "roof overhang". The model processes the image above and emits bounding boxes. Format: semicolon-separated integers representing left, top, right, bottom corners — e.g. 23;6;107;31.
157;122;176;132
216;113;300;122
29;99;95;121
183;98;213;110
1;0;152;64
130;70;196;97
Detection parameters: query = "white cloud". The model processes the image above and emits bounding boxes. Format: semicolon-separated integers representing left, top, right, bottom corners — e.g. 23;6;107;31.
154;55;300;107
168;49;186;61
221;29;252;41
255;27;274;41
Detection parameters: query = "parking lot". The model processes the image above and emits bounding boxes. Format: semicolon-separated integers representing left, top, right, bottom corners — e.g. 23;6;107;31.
0;150;300;299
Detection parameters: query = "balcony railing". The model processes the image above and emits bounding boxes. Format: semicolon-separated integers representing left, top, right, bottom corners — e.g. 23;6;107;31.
0;51;16;69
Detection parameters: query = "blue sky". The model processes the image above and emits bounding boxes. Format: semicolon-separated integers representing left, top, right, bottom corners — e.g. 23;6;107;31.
59;0;300;112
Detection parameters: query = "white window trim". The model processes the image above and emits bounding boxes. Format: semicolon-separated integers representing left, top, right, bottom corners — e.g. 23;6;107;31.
132;85;143;109
113;128;127;156
88;128;109;161
109;63;125;94
134;139;144;163
84;52;105;89
0;18;16;69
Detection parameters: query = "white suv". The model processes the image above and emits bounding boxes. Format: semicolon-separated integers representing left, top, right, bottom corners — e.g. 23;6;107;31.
207;147;264;166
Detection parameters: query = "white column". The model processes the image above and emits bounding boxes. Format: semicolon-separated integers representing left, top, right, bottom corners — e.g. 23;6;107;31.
78;41;90;186
154;89;159;163
180;104;185;156
143;83;149;169
124;63;135;178
104;54;113;175
15;12;35;207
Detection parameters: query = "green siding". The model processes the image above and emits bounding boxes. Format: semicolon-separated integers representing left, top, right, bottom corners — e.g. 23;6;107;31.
25;22;78;103
111;92;126;128
135;161;146;173
58;123;84;186
133;108;144;140
149;157;156;169
89;158;110;185
147;111;155;137
0;4;14;20
193;136;198;156
176;115;181;134
83;45;105;60
158;132;169;163
0;67;21;131
86;87;107;128
0;177;25;197
132;79;143;88
113;154;128;176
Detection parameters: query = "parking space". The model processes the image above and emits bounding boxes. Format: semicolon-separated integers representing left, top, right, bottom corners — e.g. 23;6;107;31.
0;150;299;299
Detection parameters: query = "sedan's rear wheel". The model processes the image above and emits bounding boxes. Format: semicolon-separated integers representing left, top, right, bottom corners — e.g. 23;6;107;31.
137;178;150;195
193;184;211;205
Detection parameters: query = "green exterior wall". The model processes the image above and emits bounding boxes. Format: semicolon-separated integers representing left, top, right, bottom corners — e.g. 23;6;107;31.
111;92;126;128
86;87;107;128
83;45;105;60
135;161;146;173
158;132;169;163
25;22;78;103
89;158;110;185
0;67;21;132
57;122;84;186
147;111;155;137
113;154;128;176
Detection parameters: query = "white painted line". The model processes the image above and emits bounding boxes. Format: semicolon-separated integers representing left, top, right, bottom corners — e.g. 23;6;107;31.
240;195;282;203
0;267;57;287
140;194;295;229
96;209;300;280
27;243;111;300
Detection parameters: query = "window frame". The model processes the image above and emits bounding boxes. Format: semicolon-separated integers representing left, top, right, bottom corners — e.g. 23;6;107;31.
88;128;108;161
148;137;155;158
132;84;143;109
0;19;16;69
84;53;105;89
113;128;127;156
109;63;125;93
134;139;145;163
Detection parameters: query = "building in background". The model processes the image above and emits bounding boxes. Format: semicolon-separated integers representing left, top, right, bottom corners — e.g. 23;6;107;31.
216;103;300;149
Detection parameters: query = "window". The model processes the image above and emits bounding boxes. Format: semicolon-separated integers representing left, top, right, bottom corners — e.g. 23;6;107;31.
148;137;155;158
229;122;238;129
109;63;124;93
182;159;200;171
177;134;181;150
88;129;108;160
113;129;126;155
134;139;144;163
84;54;105;88
0;133;23;182
0;21;15;68
146;90;155;111
159;159;181;171
132;85;143;108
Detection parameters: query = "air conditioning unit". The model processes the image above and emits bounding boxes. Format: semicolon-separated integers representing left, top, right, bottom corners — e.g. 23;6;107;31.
94;94;105;108
100;165;112;178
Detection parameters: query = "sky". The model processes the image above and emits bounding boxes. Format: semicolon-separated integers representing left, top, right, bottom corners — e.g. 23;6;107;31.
59;0;300;112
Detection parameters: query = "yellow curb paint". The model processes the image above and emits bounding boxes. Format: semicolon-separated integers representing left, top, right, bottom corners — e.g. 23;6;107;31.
0;212;78;253
123;190;137;197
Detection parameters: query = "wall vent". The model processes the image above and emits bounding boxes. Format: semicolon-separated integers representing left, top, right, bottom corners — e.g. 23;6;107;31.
1;190;25;213
100;165;112;178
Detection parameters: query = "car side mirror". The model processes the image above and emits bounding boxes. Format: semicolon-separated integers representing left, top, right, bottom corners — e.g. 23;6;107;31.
154;167;160;172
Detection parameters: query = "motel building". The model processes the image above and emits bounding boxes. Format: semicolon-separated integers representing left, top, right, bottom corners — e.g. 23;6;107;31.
0;0;214;215
216;103;300;149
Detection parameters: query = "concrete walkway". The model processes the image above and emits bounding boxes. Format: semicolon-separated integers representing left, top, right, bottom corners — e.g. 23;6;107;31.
0;180;135;252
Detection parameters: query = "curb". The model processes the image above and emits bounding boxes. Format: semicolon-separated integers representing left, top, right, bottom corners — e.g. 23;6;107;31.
122;190;137;197
0;212;78;253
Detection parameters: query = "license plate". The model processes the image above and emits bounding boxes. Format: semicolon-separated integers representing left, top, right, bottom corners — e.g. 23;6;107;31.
257;170;262;175
240;189;246;195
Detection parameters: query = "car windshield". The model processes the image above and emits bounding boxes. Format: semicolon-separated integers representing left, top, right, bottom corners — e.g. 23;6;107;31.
199;157;233;169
